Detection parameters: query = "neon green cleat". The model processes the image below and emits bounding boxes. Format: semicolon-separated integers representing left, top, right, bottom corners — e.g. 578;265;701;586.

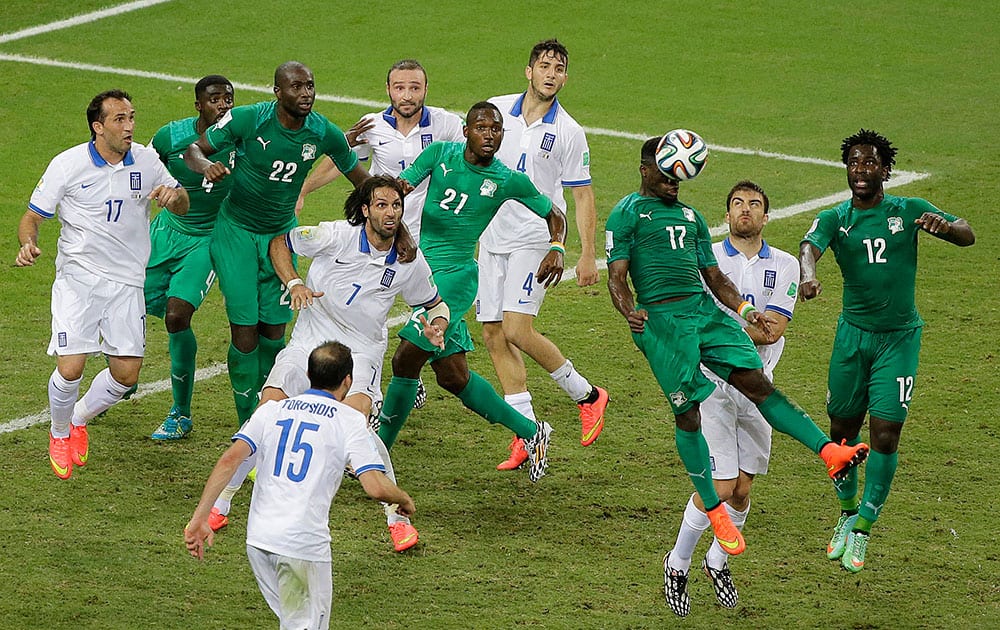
841;530;870;573
827;512;858;560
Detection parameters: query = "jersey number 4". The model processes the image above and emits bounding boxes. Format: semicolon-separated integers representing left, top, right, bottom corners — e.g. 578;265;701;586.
272;418;320;482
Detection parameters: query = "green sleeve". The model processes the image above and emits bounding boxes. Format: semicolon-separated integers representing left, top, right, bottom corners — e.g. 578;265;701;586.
204;106;251;155
694;212;717;269
505;172;552;217
604;198;634;264
151;124;170;163
905;197;958;222
400;142;442;186
802;208;839;253
323;120;359;174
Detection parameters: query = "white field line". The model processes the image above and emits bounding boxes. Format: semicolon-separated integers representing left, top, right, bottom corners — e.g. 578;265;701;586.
0;0;175;44
0;49;931;433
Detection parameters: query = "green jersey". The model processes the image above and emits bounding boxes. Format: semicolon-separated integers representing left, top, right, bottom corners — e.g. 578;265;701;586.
151;117;236;236
802;193;957;332
605;192;716;304
401;141;552;272
205;101;358;234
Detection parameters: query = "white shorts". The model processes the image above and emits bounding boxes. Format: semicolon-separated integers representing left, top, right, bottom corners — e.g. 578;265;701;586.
48;266;146;357
475;247;549;322
699;367;772;479
263;339;385;404
246;544;332;629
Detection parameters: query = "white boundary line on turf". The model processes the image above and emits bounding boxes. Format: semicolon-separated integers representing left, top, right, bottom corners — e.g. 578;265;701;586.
0;53;931;179
0;53;930;434
0;0;175;44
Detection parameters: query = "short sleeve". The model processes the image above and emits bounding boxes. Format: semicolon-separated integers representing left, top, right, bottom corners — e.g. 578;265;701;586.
604;198;634;263
323;120;359;174
285;221;340;258
802;208;839;253
505;172;552;218
28;155;68;219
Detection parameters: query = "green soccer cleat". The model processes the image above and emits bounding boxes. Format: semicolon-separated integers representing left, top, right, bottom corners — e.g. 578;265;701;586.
841;530;870;573
827;512;859;560
151;407;192;440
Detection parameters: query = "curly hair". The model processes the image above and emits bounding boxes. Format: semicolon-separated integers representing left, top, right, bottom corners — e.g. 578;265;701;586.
841;128;897;180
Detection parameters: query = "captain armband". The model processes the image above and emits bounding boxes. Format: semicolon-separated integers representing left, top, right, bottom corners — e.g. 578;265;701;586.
425;301;450;324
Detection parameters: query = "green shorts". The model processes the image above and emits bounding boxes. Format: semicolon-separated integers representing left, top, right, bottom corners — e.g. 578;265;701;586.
826;317;922;423
633;293;762;415
209;212;294;327
397;264;477;360
144;213;215;318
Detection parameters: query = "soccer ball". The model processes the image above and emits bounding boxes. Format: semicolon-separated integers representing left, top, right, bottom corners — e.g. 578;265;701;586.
655;129;708;180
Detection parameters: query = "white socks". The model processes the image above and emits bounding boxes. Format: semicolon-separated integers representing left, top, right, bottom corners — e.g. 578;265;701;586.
48;369;81;438
668;494;712;573
214;454;258;515
504;391;537;422
73;368;132;425
549;360;592;403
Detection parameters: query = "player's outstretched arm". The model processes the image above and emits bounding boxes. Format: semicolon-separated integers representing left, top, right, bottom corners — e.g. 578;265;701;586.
798;242;824;300
149;185;189;216
184;440;253;560
183;137;230;183
358;470;415;517
571;184;599;286
268;234;323;309
915;214;976;246
703;265;773;338
15;210;44;267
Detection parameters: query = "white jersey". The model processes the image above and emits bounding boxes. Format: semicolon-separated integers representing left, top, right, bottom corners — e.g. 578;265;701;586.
708;238;799;375
285;221;440;349
28;141;179;287
479;93;591;253
237;391;386;561
354;105;464;241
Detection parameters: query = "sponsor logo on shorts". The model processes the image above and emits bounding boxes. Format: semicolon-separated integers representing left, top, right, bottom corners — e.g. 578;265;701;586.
670;391;688;407
58;332;67;347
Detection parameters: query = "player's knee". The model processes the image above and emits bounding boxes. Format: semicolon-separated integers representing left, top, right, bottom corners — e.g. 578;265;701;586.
729;369;773;404
434;369;468;394
869;417;902;453
480;322;506;350
163;309;193;333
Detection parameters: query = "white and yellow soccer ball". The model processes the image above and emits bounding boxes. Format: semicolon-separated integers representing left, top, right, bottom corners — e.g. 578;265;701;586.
655;129;708;180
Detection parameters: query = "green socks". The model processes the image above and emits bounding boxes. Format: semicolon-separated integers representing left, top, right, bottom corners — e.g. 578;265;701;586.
757;390;830;454
675;427;721;509
228;343;259;425
456;371;538;439
835;435;862;506
257;335;285;390
857;449;898;530
378;376;420;450
167;328;197;416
